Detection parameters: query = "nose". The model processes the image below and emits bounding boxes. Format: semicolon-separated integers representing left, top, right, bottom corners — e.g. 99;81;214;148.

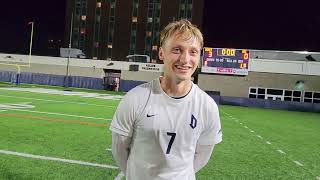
179;51;191;64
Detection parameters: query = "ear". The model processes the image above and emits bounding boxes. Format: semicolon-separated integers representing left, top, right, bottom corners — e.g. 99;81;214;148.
158;47;164;61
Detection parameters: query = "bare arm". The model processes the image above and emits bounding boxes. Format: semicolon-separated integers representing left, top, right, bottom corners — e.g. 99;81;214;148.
112;132;132;175
193;144;215;173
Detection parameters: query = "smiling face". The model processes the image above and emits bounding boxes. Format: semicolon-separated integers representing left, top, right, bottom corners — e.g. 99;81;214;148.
159;32;201;83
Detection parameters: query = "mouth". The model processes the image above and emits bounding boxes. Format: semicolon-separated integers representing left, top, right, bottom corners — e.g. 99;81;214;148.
174;65;192;72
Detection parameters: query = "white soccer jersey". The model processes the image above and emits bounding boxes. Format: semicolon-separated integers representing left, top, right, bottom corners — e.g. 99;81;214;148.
110;78;222;180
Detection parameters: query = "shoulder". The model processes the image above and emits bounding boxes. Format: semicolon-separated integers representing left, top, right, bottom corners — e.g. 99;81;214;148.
120;80;155;110
193;84;218;110
124;80;153;99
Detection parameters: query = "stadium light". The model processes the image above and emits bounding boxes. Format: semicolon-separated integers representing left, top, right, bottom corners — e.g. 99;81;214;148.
296;51;309;54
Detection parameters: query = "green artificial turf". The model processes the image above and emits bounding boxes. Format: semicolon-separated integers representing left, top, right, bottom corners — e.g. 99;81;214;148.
0;86;319;179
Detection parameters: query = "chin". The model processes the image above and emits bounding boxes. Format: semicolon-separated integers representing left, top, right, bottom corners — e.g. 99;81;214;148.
175;74;192;81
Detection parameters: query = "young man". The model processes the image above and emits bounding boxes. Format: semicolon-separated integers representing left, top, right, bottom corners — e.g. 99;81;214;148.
110;19;222;180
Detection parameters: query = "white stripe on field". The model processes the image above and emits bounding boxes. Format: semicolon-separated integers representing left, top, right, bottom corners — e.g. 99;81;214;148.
293;161;303;166
0;149;118;169
221;111;230;116
316;176;320;180
8;109;112;121
239;122;243;125
250;130;254;133
220;110;315;176
114;172;125;180
106;148;112;152
277;150;286;154
0;94;115;108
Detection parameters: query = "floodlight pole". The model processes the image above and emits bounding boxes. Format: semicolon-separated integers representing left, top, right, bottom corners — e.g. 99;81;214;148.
65;13;73;89
28;22;34;67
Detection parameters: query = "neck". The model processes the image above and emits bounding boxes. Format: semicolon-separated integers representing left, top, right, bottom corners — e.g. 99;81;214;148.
160;76;192;97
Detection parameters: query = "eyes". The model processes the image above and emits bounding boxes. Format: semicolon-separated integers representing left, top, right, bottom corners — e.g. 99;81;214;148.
171;47;199;56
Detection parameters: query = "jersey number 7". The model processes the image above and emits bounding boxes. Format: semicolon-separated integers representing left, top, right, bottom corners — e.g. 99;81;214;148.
166;132;176;154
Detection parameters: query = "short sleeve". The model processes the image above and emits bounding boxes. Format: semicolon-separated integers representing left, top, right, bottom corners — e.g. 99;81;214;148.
197;101;222;145
109;84;150;137
110;92;137;137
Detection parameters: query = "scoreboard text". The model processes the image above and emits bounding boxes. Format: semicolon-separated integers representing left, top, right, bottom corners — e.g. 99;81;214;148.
201;48;250;75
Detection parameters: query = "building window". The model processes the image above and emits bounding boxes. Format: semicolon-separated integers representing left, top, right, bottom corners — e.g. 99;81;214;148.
155;17;160;23
132;16;138;22
80;28;86;34
134;2;139;8
110;2;115;8
93;0;102;59
129;0;139;55
179;0;193;19
96;15;101;22
133;6;138;16
73;0;87;52
107;0;116;59
145;1;161;60
152;45;158;51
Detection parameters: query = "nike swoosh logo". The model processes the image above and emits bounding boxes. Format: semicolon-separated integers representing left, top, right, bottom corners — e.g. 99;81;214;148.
147;114;156;117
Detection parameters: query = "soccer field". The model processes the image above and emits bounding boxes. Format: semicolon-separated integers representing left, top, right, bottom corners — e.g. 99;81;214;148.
0;86;319;180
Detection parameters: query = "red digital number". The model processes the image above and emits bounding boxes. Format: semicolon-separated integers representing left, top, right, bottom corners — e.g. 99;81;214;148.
243;53;249;60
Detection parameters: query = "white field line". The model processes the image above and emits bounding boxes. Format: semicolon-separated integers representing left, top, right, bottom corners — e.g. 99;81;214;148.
250;130;255;133
114;172;125;180
244;126;248;129
293;161;304;166
0;110;7;112
277;149;286;154
0;94;116;108
7;109;112;121
221;110;317;177
0;149;118;169
106;148;112;152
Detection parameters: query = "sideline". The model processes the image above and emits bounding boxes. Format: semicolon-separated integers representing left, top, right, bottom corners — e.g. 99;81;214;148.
0;88;123;100
6;108;112;121
0;113;109;127
0;149;118;169
0;94;116;108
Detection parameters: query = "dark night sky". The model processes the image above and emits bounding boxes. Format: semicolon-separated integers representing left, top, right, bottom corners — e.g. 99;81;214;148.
1;0;320;56
203;0;320;52
0;1;66;56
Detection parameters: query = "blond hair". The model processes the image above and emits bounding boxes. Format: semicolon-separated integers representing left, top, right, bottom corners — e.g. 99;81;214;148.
159;19;203;49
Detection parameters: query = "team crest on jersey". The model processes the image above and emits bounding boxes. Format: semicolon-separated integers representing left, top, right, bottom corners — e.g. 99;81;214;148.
190;114;197;129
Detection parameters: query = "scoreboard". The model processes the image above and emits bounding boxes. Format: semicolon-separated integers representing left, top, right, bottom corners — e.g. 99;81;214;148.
201;48;250;75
